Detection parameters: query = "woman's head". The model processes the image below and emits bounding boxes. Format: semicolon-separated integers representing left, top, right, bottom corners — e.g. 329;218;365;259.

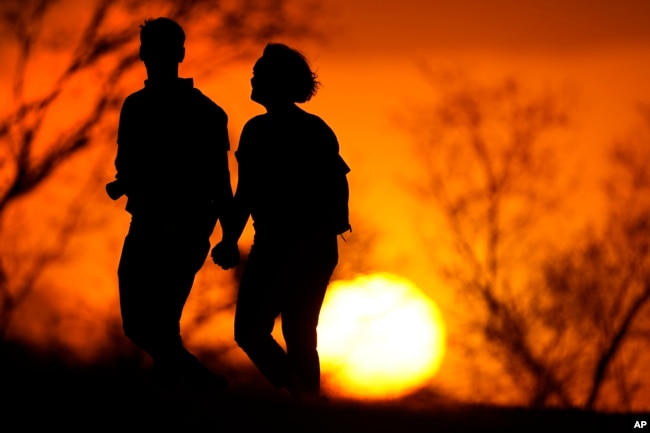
251;43;320;105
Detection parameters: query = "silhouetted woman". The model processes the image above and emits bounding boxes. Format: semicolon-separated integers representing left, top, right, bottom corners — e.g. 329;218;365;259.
212;43;350;400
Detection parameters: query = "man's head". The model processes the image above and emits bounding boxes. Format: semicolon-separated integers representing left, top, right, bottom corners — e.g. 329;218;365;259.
139;17;185;70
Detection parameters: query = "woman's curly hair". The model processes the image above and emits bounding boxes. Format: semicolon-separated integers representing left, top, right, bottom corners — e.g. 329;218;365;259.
261;43;320;103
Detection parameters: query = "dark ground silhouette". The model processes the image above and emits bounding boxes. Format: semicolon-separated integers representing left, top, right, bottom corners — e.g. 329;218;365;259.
0;344;642;433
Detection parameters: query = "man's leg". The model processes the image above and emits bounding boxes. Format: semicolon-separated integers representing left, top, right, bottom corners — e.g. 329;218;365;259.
118;230;174;358
118;227;223;390
157;233;227;390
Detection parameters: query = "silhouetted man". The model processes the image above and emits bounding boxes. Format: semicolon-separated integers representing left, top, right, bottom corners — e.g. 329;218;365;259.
107;17;231;394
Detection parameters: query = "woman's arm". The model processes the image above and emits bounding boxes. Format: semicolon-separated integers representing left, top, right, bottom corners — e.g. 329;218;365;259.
211;122;255;269
221;167;251;244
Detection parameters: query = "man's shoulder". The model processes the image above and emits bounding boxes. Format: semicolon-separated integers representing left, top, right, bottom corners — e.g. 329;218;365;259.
122;85;227;117
118;90;148;129
190;88;227;120
121;88;146;107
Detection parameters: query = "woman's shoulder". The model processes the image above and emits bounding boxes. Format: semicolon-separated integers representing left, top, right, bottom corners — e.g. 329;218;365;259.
299;109;328;126
240;114;272;141
242;113;269;129
299;110;337;141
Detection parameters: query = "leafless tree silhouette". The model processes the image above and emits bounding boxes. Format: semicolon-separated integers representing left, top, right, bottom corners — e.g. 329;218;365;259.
543;106;650;411
409;70;650;411
407;72;576;406
0;0;318;342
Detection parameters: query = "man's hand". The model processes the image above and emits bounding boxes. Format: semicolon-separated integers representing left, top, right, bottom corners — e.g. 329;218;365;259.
211;241;240;270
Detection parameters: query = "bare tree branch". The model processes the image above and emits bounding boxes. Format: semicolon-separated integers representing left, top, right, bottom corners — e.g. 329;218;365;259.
0;0;320;346
407;73;573;406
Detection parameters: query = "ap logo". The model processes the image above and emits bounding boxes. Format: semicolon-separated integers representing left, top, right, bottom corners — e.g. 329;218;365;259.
635;421;648;428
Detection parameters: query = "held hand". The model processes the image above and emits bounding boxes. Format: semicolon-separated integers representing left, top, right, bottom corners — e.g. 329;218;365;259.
211;241;240;270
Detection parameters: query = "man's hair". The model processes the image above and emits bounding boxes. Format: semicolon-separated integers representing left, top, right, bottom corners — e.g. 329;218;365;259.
261;43;320;103
140;17;185;57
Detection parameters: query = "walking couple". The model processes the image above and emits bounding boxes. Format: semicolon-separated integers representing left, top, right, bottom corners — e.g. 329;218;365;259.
106;17;351;401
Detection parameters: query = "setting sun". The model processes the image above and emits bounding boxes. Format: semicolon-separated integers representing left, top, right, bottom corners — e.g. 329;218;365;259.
318;273;446;400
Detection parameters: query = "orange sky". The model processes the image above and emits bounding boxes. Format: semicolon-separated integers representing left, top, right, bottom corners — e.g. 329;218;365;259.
331;1;650;53
2;0;650;408
260;0;650;291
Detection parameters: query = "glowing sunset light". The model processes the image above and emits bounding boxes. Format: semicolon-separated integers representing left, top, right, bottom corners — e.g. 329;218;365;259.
2;0;650;412
318;273;445;400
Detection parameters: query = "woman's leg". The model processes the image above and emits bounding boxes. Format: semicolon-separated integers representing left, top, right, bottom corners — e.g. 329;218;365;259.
233;245;289;388
281;235;338;395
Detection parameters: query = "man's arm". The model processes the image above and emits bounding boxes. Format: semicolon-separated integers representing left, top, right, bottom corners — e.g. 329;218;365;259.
107;98;133;200
209;109;233;229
